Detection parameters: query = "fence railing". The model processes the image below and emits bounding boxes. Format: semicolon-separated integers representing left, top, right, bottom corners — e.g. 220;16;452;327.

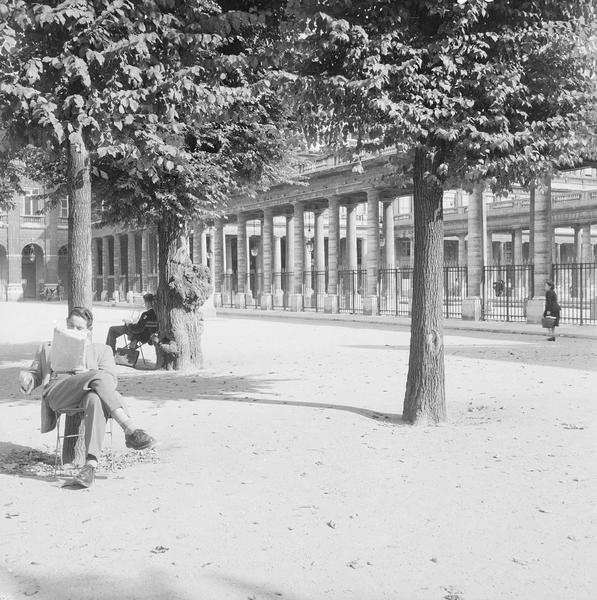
215;263;597;325
553;262;597;325
483;264;533;322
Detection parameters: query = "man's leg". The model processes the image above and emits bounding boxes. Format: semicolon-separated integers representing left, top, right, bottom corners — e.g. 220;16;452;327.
106;325;127;353
87;372;155;450
81;391;109;460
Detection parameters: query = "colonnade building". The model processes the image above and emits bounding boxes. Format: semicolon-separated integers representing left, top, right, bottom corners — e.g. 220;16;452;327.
2;154;597;324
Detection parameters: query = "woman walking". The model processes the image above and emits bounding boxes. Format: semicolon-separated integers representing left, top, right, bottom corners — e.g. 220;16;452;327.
543;280;561;341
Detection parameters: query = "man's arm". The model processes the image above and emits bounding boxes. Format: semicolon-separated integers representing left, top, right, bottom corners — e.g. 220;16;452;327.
96;344;118;386
128;310;151;334
18;344;46;394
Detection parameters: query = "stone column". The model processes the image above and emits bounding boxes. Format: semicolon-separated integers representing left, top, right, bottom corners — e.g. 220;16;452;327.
313;208;325;296
127;232;138;296
285;213;295;304
5;201;23;301
325;197;340;313
382;200;395;268
512;229;523;264
457;234;467;266
192;223;203;265
45;205;59;286
213;219;224;306
346;203;358;271
527;175;553;323
201;229;208;266
364;190;380;315
273;235;282;292
236;214;250;307
102;236;110;300
140;231;150;293
462;183;486;320
512;228;524;296
574;225;582;263
582;224;592;262
261;207;274;309
113;234;122;301
290;202;304;311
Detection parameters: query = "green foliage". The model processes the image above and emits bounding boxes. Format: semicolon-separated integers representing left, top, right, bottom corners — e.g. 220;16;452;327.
286;0;597;189
0;0;298;228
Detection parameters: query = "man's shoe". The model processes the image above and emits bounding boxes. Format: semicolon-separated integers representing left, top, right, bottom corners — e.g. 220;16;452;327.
73;464;95;488
547;337;556;341
125;429;155;450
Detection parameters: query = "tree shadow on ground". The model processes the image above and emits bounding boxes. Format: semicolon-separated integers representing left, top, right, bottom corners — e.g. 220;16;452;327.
115;369;404;424
343;335;597;372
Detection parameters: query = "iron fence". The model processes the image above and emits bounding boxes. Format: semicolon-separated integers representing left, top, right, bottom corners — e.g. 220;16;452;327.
338;269;365;314
443;266;468;319
483;264;533;322
221;273;238;308
303;271;327;312
378;268;413;316
553;262;597;324
247;272;263;309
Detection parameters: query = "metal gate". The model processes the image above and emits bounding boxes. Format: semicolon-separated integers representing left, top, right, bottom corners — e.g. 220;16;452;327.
483;264;533;322
553;262;597;324
444;266;467;319
303;270;327;312
338;269;365;314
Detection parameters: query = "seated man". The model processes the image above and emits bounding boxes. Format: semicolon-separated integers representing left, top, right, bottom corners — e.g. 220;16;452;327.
106;293;157;354
18;306;155;488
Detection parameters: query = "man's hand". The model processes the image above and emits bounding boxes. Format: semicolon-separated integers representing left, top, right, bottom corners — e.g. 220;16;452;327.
18;371;35;395
122;318;132;325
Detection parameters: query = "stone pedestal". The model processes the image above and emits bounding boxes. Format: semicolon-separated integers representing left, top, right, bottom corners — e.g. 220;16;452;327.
221;292;231;307
324;294;339;314
260;293;273;310
235;292;247;309
363;295;378;316
126;291;134;304
590;297;597;320
274;290;284;307
526;297;546;324
462;297;483;321
6;284;22;302
289;293;303;312
213;292;222;308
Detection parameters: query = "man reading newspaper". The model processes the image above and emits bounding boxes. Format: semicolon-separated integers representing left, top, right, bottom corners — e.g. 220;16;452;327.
18;307;155;488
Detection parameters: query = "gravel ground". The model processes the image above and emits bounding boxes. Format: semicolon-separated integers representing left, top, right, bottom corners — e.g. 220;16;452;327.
0;301;596;600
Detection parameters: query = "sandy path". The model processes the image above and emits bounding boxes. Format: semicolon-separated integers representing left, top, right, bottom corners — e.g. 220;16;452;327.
0;303;596;600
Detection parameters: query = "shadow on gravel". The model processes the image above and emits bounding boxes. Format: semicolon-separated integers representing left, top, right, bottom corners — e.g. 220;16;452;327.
343;337;597;371
115;369;404;424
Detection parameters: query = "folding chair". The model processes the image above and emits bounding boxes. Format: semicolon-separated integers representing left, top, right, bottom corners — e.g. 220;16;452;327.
54;408;114;475
122;320;158;367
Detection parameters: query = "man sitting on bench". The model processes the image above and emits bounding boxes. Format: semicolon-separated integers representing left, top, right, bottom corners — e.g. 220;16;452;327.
106;293;157;355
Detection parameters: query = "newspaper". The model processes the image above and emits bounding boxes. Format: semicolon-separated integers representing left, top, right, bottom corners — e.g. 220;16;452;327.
50;327;89;374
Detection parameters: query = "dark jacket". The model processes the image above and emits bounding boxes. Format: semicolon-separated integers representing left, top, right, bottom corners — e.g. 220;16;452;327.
127;309;157;343
543;289;561;326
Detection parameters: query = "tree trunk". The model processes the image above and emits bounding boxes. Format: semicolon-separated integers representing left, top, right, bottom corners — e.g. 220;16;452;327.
402;147;446;424
155;217;206;371
66;130;92;313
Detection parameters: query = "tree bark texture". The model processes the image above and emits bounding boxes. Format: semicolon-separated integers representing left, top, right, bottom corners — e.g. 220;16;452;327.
155;217;211;371
66;131;92;313
402;147;446;425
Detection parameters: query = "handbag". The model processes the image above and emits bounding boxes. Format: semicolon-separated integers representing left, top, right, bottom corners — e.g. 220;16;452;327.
541;316;557;328
114;347;140;367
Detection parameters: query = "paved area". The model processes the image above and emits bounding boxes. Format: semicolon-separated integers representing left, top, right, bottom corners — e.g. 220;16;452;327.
0;301;596;600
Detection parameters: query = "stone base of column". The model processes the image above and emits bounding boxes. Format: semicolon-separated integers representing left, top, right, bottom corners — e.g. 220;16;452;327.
213;293;222;308
201;292;217;319
221;292;231;307
274;290;284;307
6;284;23;302
526;297;546;324
289;293;303;312
462;297;483;321
590;297;597;320
126;291;135;303
260;293;273;310
363;295;378;316
324;294;339;313
234;292;246;309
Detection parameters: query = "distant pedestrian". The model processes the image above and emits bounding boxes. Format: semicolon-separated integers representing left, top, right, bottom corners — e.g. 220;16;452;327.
543;280;560;341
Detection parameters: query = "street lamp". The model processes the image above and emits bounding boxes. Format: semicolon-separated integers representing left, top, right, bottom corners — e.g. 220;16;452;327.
25;243;36;263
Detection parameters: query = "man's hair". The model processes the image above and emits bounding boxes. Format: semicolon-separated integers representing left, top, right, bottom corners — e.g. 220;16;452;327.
143;293;155;304
68;306;93;329
546;280;555;290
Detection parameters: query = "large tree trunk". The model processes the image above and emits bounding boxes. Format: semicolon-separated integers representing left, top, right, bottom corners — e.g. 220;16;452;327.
66;130;92;313
154;216;209;371
402;147;446;424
